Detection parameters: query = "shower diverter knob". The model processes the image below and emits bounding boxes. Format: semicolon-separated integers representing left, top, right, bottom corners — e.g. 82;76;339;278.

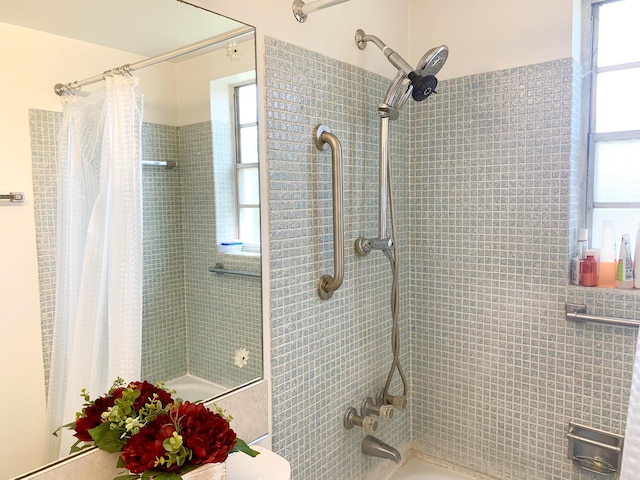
361;397;394;420
344;407;379;433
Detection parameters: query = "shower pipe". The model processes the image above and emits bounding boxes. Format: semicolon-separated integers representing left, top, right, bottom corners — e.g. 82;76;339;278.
292;0;351;22
314;125;344;300
54;26;254;96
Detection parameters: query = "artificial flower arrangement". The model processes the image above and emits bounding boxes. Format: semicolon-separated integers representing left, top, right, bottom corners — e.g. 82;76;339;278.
57;378;258;480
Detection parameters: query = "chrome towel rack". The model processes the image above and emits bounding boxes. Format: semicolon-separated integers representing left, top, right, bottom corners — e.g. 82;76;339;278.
566;303;640;328
209;263;260;278
314;125;344;300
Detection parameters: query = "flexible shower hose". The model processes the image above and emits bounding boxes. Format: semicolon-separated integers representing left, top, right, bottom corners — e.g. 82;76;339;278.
382;150;408;401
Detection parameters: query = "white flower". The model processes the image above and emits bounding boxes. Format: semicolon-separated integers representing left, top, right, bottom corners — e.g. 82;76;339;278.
234;348;249;368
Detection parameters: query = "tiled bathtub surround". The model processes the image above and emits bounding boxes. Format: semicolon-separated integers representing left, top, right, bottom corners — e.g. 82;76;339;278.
409;60;639;479
29;113;261;394
265;37;413;480
265;39;640;479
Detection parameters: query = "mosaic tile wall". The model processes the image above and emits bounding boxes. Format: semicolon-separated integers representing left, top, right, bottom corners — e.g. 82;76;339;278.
264;37;413;480
29;113;261;394
264;41;640;479
181;121;262;387
409;60;640;479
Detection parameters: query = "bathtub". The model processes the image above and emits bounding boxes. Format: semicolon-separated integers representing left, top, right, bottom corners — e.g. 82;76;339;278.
164;374;228;402
387;458;489;480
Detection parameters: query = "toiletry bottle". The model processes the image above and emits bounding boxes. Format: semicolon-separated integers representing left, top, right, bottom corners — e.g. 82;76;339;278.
616;234;634;289
574;228;588;285
598;220;617;288
582;250;598;287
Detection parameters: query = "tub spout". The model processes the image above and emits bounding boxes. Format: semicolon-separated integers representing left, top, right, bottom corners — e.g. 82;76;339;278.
361;435;401;463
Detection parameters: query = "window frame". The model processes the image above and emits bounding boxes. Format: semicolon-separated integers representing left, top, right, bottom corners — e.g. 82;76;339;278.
585;0;640;239
232;81;260;250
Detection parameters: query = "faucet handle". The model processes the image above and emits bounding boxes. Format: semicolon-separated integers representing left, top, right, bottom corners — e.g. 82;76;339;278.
344;407;379;433
361;397;395;419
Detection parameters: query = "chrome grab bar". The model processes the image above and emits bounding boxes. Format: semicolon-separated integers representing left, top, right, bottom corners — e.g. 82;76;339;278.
566;303;640;328
314;125;344;300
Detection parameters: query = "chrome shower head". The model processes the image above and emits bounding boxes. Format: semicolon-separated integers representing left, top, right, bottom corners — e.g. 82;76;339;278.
415;45;449;77
355;29;448;114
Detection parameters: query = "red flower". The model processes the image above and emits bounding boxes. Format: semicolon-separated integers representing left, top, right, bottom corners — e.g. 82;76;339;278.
128;380;174;411
74;387;125;442
120;401;237;474
177;402;237;465
120;420;179;474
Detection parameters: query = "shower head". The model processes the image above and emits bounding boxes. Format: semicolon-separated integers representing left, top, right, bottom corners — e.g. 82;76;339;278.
415;45;449;77
355;29;448;114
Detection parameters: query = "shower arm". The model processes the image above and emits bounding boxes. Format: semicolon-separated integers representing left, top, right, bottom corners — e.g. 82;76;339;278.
355;30;414;77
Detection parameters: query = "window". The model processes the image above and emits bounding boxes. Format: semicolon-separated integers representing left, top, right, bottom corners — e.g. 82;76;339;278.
233;82;260;248
587;0;640;249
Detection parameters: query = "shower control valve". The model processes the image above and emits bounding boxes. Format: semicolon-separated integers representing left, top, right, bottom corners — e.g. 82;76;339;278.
344;407;379;433
376;389;408;411
361;397;394;420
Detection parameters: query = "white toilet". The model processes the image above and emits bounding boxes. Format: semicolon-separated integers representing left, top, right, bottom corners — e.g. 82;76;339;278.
226;445;291;480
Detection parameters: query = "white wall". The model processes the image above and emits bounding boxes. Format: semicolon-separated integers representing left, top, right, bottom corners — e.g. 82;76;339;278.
0;22;181;479
408;0;574;80
186;0;411;79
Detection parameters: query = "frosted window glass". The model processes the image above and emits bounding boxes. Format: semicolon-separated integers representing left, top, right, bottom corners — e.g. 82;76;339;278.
594;140;640;202
240;126;258;164
238;84;257;124
595;68;640;133
598;0;640;67
592;208;640;253
239;207;260;245
238;167;259;205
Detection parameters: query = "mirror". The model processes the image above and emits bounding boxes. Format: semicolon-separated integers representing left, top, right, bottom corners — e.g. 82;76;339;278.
1;0;261;474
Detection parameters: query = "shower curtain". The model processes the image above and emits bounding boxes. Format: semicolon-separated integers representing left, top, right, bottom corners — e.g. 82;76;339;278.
622;333;640;478
46;75;144;459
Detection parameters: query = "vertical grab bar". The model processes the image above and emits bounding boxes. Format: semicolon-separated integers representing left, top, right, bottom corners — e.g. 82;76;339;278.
314;125;344;300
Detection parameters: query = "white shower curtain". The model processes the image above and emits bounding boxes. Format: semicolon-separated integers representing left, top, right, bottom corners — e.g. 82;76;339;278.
46;75;144;459
622;333;640;478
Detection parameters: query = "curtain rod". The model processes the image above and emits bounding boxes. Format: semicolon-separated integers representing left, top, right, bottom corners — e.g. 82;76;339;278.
54;25;255;96
292;0;351;22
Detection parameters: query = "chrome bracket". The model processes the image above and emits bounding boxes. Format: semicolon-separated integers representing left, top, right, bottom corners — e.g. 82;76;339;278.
0;192;25;203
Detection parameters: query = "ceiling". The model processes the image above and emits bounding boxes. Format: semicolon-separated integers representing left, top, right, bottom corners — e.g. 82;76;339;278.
0;0;246;58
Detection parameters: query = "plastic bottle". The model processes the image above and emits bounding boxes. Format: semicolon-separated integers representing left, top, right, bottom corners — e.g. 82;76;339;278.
581;250;598;287
616;234;634;289
598;220;617;288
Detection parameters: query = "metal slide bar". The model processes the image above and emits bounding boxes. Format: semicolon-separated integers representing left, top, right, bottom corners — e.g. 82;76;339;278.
566;303;640;328
292;0;351;22
314;125;344;300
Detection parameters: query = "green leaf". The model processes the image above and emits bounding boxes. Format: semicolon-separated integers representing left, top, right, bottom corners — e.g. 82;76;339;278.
113;475;139;480
231;438;260;457
68;440;92;454
52;420;76;437
88;422;125;453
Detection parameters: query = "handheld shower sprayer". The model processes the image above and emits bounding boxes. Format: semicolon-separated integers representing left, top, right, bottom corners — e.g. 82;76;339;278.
355;29;448;118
